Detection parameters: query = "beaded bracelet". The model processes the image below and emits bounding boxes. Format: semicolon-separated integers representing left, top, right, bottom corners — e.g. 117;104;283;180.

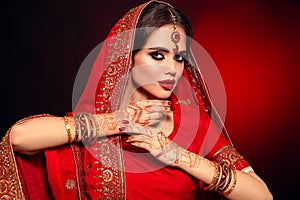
73;112;102;144
73;115;80;142
77;113;88;142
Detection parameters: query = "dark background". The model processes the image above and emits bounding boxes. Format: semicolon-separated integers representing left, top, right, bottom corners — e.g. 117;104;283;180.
1;0;299;199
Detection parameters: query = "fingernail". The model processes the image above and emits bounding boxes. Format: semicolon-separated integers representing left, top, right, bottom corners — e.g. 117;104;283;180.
170;105;175;111
126;137;132;142
119;127;126;132
122;120;129;124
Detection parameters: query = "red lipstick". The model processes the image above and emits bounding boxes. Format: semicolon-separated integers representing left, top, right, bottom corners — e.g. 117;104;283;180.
158;79;176;90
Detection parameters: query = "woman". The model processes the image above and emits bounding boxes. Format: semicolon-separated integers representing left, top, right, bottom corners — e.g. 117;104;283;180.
0;1;272;199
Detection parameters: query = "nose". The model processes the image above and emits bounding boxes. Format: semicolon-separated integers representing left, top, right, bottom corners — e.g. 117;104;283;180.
165;68;177;77
164;56;177;76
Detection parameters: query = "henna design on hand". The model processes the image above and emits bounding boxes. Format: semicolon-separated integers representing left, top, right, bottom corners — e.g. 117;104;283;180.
152;132;186;165
176;151;202;168
75;100;172;145
115;100;171;134
96;113;118;135
151;132;203;168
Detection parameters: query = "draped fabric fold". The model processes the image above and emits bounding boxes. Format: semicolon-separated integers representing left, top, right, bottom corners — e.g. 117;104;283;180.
0;133;25;199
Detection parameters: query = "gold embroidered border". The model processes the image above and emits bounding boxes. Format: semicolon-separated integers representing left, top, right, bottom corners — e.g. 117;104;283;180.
211;144;251;171
71;143;86;199
0;133;25;199
92;136;125;199
1;114;54;199
93;3;148;199
95;4;146;114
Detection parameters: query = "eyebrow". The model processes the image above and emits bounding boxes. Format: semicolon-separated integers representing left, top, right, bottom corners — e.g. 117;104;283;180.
148;47;169;52
148;47;187;54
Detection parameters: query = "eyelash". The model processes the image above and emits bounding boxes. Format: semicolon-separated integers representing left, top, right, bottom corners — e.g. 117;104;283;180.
150;51;164;60
150;51;184;63
174;54;184;63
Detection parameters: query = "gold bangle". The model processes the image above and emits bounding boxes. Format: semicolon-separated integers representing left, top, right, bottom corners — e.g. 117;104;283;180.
222;168;237;196
204;162;219;190
219;166;232;193
63;116;72;143
209;164;223;191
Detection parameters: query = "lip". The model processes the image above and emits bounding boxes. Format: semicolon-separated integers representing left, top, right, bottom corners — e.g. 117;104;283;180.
158;79;176;90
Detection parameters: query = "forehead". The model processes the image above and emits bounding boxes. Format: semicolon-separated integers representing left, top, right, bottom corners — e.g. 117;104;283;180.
142;24;187;51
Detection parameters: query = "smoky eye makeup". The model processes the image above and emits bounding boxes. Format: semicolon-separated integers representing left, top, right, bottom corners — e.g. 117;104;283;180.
147;48;187;62
149;51;165;60
174;54;184;62
174;51;188;62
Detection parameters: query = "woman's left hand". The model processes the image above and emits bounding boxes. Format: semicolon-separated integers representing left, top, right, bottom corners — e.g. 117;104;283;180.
126;132;187;166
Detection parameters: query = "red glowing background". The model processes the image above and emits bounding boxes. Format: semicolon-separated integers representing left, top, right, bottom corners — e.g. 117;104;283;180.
181;1;300;198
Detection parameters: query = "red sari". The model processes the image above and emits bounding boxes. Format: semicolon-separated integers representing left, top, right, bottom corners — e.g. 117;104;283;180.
0;1;252;199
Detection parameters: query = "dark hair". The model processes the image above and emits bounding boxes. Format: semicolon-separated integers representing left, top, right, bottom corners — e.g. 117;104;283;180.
133;1;193;53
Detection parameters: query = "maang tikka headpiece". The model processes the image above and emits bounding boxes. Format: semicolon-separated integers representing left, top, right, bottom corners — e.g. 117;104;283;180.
169;9;181;53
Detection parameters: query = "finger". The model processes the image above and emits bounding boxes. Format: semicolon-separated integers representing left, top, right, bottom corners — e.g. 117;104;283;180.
148;112;164;120
127;105;143;122
148;119;162;126
122;125;144;134
127;104;157;125
119;124;156;136
126;135;151;143
135;100;171;111
144;105;159;114
126;101;170;124
136;110;165;125
136;115;151;125
126;100;171;114
135;99;169;105
129;141;150;150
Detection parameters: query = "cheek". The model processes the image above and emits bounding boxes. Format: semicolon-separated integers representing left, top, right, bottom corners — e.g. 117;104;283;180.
131;65;165;85
177;63;184;75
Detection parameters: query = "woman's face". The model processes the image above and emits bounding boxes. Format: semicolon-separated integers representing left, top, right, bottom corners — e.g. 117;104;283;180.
131;24;187;100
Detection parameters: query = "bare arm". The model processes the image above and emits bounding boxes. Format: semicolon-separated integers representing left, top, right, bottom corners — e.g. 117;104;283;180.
11;100;169;154
10;113;123;155
127;132;273;200
11;116;76;155
174;150;273;200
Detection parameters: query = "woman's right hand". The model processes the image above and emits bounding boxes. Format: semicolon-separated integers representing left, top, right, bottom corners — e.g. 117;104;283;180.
78;100;171;144
114;100;171;136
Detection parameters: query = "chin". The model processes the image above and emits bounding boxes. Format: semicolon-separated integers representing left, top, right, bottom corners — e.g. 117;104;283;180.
137;85;174;100
150;90;173;99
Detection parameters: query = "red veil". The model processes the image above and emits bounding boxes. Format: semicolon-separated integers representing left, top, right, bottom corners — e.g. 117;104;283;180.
0;1;251;199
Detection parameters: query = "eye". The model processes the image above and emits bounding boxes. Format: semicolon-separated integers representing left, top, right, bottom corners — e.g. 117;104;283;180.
174;54;184;63
150;51;165;60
